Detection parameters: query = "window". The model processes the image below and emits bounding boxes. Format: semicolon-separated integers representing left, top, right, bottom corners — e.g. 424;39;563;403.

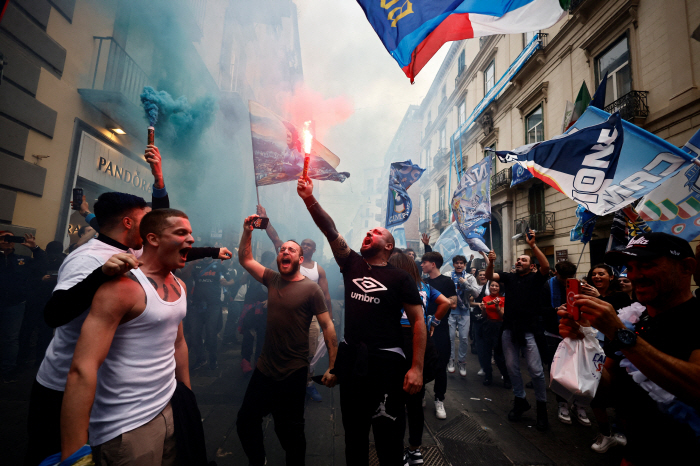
439;125;446;149
528;183;545;230
596;35;631;107
423;196;430;220
526;105;544;144
458;100;466;126
484;60;495;94
523;31;538;47
457;50;466;74
439;184;446;212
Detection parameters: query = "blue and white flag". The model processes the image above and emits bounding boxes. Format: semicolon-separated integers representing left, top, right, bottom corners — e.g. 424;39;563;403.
496;112;625;216
432;221;481;272
570;205;597;244
511;161;534;187
451;157;492;253
636;129;700;241
385;160;425;228
566;107;695;215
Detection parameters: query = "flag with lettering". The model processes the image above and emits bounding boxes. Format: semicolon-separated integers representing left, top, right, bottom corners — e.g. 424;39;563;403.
385;160;425;228
511;161;534;187
496;112;625;216
636;129;700;241
451;157;492;253
356;0;568;82
432;221;483;272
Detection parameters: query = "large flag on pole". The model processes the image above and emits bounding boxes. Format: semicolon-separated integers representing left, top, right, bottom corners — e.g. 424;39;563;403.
385;160;425;228
495;112;625;216
248;101;350;186
356;0;568;82
636;129;700;241
451;157;492;253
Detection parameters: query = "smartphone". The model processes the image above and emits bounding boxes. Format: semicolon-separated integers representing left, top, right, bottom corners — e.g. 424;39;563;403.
251;217;270;230
2;235;25;243
72;188;83;210
566;278;580;321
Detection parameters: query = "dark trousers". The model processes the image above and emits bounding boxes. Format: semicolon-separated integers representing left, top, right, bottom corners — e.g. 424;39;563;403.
340;351;406;466
237;367;307;466
476;319;508;380
189;301;221;365
405;386;425;447
223;301;244;343
24;380;64;466
241;311;266;364
431;322;450;401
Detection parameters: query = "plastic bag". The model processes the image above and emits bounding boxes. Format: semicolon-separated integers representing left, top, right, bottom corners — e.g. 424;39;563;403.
550;327;606;406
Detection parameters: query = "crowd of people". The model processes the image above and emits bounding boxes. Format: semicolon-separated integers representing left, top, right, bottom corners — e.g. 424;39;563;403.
2;142;699;466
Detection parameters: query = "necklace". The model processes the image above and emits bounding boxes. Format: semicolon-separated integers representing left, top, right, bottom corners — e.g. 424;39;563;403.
364;258;387;269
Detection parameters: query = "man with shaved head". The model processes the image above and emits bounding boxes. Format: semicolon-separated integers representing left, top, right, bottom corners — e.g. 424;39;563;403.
298;177;426;466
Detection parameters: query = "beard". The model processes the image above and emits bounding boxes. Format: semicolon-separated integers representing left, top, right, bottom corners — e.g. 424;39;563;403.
277;257;301;277
360;245;380;259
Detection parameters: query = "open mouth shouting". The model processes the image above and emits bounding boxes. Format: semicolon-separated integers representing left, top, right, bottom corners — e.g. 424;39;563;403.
179;247;191;263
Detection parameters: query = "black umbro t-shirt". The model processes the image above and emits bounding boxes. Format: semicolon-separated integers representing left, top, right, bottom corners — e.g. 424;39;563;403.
339;250;422;350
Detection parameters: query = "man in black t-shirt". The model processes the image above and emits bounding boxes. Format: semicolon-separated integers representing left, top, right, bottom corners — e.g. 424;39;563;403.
297;177;425;466
559;233;700;464
486;229;550;431
420;251;456;420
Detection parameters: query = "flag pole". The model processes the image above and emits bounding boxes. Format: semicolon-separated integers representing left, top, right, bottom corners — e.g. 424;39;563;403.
255;184;260;206
576;242;588;271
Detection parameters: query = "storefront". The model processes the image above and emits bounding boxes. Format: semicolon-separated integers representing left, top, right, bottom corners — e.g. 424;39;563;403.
56;120;152;248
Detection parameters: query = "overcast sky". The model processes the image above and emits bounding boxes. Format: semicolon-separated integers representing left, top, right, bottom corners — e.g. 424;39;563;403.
294;0;449;237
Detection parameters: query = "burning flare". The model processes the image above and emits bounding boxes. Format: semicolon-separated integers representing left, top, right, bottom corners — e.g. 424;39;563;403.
302;121;313;180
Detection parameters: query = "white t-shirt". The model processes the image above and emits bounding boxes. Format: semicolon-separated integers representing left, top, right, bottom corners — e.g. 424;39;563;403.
36;238;139;391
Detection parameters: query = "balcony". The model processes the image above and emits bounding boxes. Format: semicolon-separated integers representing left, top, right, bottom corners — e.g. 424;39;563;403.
78;37;151;139
515;212;555;238
433;147;450;170
490;167;512;193
439;209;451;225
604;90;649;122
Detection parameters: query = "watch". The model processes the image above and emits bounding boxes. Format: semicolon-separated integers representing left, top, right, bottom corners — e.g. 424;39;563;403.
613;327;637;349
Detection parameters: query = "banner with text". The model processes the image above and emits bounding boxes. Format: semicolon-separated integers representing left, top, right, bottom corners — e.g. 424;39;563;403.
385;160;425;229
451;157;492;253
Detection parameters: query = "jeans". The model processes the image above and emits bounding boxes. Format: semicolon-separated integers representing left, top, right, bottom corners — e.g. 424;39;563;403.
0;302;25;375
501;329;547;402
189;300;221;365
476;319;508;380
448;312;470;363
237;367;307;466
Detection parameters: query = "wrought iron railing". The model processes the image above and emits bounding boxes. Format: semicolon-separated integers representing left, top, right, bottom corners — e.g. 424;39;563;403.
604;90;649;121
516;212;555;236
491;168;512;192
90;37;149;107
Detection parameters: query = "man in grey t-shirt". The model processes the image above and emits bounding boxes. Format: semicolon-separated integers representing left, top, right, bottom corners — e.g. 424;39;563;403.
236;214;338;466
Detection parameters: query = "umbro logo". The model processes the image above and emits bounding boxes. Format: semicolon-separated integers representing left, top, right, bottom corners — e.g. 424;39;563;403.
352;277;387;294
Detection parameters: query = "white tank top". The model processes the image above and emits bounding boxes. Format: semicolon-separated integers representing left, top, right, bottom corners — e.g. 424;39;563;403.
89;269;186;446
300;261;319;283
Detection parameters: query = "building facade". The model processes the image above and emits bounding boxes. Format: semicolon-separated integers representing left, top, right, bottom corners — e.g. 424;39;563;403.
418;0;700;274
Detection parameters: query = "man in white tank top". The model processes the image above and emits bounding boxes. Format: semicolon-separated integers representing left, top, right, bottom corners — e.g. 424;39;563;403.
60;209;193;464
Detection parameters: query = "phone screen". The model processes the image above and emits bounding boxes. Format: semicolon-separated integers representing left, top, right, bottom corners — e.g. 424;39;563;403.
252;217;270;230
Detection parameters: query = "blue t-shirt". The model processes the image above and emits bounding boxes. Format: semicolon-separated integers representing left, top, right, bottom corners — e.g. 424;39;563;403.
400;282;442;326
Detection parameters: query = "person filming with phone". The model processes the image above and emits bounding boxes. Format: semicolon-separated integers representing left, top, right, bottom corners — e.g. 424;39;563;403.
0;231;47;383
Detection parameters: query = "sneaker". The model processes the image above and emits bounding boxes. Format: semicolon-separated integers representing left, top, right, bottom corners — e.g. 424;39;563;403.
447;359;455;373
405;448;424;465
477;368;485;376
613;432;627;446
403;450;409;466
306;385;323;402
575;406;591;426
557;402;572;424
458;362;467;377
435;400;447;419
241;358;253;374
591;433;623;453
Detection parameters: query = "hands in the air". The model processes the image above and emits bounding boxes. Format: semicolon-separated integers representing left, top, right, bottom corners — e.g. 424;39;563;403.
297;177;313;199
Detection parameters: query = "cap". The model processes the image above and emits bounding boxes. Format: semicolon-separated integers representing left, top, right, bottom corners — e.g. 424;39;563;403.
605;232;694;266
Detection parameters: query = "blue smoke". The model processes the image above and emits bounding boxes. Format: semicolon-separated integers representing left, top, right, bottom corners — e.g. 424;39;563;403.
140;86;161;125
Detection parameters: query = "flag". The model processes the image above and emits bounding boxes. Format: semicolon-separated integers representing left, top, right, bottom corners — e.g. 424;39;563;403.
496;112;625;216
636;129;700;241
432;221;482;272
248;101;350;186
605;206;652;274
590;71;608;110
560;100;574;133
451;157;492;253
511;161;534;187
562;81;591;131
570;205;596;244
385;160;425;228
569;106;696;215
356;0;568;82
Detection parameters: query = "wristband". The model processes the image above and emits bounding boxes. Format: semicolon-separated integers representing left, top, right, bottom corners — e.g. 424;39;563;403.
303;195;318;208
85;213;96;224
431;318;441;328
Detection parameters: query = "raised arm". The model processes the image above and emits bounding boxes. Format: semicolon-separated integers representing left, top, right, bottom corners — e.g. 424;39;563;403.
238;215;267;283
317;264;333;320
145;145;170;210
297;177;351;264
256;205;283;252
485;250;500;282
525;230;550;276
60;277;142;460
421;233;432;253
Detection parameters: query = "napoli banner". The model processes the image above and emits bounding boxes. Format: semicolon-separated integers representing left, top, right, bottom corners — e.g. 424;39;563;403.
496;112;625;216
566;106;696;215
385;160;425;228
636;129;700;241
432;221;481;273
451;157;492;252
248;101;350;186
511;161;534;187
570;205;597;244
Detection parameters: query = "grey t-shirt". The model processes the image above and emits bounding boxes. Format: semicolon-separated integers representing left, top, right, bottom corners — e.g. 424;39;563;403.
257;268;328;380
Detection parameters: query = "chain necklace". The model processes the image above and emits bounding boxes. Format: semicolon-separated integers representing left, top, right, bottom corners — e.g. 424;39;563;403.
363;258;387;269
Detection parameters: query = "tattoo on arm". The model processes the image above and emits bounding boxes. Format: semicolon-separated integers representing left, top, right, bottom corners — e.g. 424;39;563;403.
330;335;338;348
329;235;351;260
126;273;147;304
162;284;169;301
170;283;181;298
307;201;340;241
147;277;158;290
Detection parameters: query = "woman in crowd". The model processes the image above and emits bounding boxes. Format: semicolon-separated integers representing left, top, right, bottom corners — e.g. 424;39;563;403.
477;281;509;386
387;252;449;466
618;272;635;302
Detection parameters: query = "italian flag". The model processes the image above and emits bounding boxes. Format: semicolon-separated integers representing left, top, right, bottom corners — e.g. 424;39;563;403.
563;82;591;131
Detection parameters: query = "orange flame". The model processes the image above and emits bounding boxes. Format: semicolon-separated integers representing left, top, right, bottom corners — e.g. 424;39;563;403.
302;121;313;154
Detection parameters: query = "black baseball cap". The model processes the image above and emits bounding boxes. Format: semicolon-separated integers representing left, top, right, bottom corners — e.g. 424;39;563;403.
605;232;694;266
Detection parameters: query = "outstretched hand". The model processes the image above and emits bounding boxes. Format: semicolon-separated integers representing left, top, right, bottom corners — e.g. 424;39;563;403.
243;215;261;231
218;247;233;261
297;177;313;199
525;229;537;247
421;233;430;246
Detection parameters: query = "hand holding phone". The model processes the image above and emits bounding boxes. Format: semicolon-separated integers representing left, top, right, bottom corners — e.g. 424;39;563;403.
2;235;26;243
72;188;84;210
566;278;580;321
251;217;270;230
